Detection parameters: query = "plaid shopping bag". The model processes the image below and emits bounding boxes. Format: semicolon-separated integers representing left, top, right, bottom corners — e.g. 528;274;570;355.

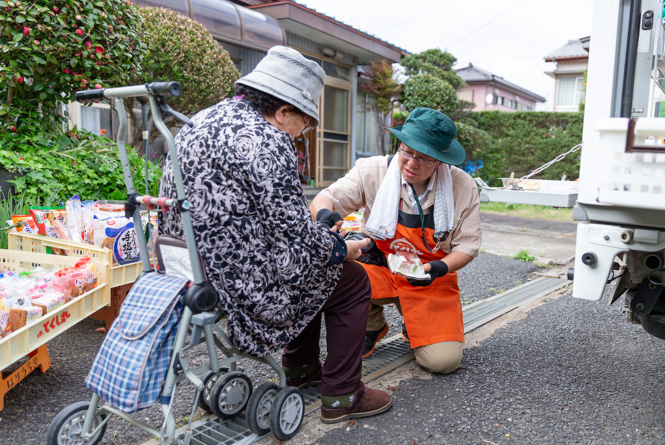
85;272;188;413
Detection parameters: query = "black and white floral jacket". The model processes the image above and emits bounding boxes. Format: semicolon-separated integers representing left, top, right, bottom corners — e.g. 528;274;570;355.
158;97;342;357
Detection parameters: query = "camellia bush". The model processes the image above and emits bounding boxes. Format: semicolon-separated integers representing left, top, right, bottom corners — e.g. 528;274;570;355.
0;1;150;205
125;6;239;146
0;0;146;132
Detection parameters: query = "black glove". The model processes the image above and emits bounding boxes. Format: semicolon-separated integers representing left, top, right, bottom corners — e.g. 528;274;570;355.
316;208;343;229
407;260;449;287
344;232;388;267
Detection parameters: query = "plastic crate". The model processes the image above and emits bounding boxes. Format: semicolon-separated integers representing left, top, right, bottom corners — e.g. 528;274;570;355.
0;249;109;371
8;232;144;288
596;118;665;210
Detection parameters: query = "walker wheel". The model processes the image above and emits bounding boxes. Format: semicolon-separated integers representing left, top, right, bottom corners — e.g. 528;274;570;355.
46;401;107;445
246;382;279;435
197;367;228;413
269;387;304;441
209;371;252;419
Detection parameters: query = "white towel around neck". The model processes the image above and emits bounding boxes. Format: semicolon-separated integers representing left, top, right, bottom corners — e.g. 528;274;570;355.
366;157;455;241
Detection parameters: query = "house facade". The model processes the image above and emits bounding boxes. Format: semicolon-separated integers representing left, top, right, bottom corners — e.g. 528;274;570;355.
544;37;590;112
455;64;545;112
70;0;407;187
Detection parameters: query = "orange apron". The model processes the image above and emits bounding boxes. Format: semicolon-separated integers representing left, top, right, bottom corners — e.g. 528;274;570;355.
360;211;463;348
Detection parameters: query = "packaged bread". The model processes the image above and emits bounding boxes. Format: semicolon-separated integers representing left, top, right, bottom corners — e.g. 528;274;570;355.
9;306;43;331
93;217;140;265
0;300;8;337
52;256;98;300
31;293;66;314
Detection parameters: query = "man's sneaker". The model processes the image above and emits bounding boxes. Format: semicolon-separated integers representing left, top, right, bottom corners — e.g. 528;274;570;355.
362;323;389;358
320;381;392;424
285;361;322;388
401;323;409;342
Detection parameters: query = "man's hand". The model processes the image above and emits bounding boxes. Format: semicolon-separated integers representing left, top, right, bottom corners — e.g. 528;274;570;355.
345;238;371;262
317;208;343;232
407;260;449;287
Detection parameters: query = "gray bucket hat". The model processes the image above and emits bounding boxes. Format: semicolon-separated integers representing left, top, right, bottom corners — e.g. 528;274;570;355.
387;107;466;166
235;45;325;126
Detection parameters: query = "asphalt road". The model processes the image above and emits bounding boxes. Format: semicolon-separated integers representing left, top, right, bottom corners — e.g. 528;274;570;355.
10;212;656;445
0;249;542;445
290;291;665;445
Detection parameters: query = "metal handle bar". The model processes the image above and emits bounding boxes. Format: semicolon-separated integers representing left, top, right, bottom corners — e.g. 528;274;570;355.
80;80;206;285
75;81;182;103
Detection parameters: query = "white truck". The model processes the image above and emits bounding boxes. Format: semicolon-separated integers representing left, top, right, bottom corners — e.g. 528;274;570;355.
478;0;665;340
571;0;665;339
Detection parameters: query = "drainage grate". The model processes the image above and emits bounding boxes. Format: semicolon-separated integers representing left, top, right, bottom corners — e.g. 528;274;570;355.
167;277;568;445
463;277;568;332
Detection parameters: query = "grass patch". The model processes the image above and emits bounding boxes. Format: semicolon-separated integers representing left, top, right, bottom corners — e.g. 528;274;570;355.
514;249;535;263
480;202;573;221
0;191;30;250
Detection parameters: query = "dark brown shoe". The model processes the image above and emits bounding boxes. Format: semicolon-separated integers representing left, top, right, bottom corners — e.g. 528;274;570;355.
362;323;389;359
320;381;392;424
285;361;322;388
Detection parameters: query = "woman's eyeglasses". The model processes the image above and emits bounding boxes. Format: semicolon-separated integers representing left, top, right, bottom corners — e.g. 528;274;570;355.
292;108;315;135
397;148;437;167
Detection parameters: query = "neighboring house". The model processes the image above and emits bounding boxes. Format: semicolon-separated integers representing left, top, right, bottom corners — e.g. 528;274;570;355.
455;64;545;112
544;37;590;112
69;0;407;187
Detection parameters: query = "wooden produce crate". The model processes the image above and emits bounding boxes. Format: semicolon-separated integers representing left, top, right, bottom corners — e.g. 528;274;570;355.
0;250;109;410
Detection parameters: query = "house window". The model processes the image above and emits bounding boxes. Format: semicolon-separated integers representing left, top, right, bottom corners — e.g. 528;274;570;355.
556;76;584;107
458;89;473;102
79;103;118;138
493;95;504;105
323;60;350;81
355;93;380;155
507;99;517;109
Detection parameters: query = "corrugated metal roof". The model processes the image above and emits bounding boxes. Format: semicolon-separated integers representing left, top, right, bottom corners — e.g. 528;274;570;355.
294;0;410;55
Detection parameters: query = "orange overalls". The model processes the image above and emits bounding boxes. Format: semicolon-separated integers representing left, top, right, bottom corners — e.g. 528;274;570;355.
359;210;463;349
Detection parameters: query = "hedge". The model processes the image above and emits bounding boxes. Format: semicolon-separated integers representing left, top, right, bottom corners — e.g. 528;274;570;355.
467;111;584;187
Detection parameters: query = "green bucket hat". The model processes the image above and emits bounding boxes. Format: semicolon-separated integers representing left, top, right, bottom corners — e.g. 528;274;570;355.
387;107;466;166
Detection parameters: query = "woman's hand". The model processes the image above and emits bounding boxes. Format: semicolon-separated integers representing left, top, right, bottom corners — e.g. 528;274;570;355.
344;238;371;262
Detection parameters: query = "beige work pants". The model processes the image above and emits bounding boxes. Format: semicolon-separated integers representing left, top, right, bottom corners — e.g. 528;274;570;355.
367;297;463;375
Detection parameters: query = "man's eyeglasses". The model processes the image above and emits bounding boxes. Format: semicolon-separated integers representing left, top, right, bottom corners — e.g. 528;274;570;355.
397;148;438;167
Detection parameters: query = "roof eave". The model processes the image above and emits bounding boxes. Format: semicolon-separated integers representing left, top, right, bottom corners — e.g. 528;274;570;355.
249;1;408;63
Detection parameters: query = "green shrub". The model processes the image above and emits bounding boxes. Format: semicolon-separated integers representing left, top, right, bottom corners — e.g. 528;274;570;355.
470;111;583;186
402;74;459;114
0;0;146;131
126;6;239;143
0;125;161;205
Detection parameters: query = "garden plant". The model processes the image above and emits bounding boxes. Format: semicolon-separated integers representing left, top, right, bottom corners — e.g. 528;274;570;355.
0;0;155;204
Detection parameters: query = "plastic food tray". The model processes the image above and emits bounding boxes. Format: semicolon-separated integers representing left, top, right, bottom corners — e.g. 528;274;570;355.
8;232;143;288
0;249;109;371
